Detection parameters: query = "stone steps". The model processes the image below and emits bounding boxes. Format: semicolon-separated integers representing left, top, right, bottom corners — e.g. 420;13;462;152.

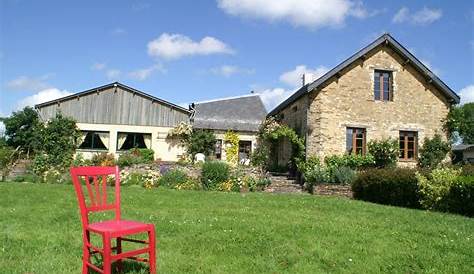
265;175;304;194
6;159;31;180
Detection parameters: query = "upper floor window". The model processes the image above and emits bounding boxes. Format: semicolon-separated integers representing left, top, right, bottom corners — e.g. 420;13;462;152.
399;131;417;160
374;70;392;101
346;127;366;155
79;131;109;150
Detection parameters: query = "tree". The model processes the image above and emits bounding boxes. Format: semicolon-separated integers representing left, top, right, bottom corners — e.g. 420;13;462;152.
186;130;216;159
33;112;81;172
445;103;474;144
3;107;43;155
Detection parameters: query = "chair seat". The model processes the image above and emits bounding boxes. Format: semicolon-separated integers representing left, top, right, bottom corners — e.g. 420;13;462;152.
88;220;152;237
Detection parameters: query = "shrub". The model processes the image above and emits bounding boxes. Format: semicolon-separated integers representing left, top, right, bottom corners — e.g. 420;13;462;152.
117;148;154;167
461;164;474;176
332;166;357;185
0;145;14;180
72;153;92;167
91;153;116;166
158;169;188;188
304;166;330;193
120;170;143;186
418;134;450;169
368;138;399;168
352;168;421;208
441;176;474;217
324;154;375;170
138;148;154;162
416;167;461;210
201;161;230;190
174;178;201;190
186;130;216;159
296;156;320;174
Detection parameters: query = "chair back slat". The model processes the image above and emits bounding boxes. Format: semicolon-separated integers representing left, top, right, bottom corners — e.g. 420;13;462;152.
70;166;121;228
85;176;95;206
102;176;107;205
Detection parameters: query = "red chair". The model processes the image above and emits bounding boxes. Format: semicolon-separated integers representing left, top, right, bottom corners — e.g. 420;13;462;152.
70;166;156;274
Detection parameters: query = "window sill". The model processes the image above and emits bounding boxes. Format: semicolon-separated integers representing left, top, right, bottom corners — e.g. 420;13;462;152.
398;159;417;163
77;149;109;152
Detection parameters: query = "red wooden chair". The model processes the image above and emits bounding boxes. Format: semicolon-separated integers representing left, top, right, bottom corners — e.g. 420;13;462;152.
70;166;156;274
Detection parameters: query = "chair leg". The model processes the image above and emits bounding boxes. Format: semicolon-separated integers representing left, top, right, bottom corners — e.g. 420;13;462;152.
148;228;156;274
103;233;112;274
82;245;89;274
116;237;122;273
83;231;91;274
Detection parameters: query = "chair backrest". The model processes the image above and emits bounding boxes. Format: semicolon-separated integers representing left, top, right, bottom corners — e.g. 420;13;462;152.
70;166;121;229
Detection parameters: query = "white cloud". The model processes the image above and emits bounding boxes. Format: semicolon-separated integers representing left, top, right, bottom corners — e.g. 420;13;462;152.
147;33;234;60
279;65;329;88
210;65;255;77
217;0;373;29
106;69;121;80
459;85;474;105
91;62;106;71
6;75;52;91
16;88;72;109
257;88;295;111
128;64;165;81
392;7;442;25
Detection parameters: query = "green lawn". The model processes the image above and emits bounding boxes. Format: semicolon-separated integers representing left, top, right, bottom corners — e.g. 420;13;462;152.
1;183;473;273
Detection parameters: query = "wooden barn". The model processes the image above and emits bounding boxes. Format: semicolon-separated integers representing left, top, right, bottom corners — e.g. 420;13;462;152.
35;82;190;161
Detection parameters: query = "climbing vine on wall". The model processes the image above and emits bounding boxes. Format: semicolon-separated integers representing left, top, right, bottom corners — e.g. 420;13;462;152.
252;117;305;171
224;130;239;166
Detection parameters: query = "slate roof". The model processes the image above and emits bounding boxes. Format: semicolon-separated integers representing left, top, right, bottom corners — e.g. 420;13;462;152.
452;144;474;151
192;94;267;132
268;33;460;116
35;82;190;114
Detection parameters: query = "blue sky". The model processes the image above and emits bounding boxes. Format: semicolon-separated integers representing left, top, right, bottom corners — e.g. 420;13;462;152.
1;0;473;120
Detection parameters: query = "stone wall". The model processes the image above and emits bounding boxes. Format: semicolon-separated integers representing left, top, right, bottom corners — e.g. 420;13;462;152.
276;95;308;165
301;45;451;164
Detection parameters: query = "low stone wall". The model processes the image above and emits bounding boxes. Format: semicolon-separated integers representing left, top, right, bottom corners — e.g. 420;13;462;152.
314;184;352;198
121;163;266;180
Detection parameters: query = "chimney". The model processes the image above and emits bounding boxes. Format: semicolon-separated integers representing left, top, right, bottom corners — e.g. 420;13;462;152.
302;73;314;86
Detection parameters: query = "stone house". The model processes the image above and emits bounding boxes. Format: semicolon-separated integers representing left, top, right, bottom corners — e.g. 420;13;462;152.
35;82;190;161
190;94;267;163
268;33;460;166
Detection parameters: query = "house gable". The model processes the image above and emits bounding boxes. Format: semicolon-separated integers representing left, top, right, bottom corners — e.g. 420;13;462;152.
305;41;452;159
268;33;459;117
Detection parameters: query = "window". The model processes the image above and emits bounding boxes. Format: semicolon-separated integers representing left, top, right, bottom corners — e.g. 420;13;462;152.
399;131;417;160
79;131;109;150
238;141;252;162
374;70;392;101
346;128;366;155
215;139;222;160
117;132;152;150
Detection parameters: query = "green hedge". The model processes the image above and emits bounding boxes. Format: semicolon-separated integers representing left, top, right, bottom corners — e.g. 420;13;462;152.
440;176;474;217
352;168;421;208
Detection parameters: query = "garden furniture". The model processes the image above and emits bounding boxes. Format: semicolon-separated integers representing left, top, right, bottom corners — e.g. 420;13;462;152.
70;166;156;274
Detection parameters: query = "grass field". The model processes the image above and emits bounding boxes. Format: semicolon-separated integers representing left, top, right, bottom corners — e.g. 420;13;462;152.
1;182;473;273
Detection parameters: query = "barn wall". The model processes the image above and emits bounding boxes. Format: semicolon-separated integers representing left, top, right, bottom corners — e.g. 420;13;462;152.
36;86;189;127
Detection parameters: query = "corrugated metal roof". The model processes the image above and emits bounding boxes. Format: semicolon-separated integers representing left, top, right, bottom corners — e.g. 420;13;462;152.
192;95;267;132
